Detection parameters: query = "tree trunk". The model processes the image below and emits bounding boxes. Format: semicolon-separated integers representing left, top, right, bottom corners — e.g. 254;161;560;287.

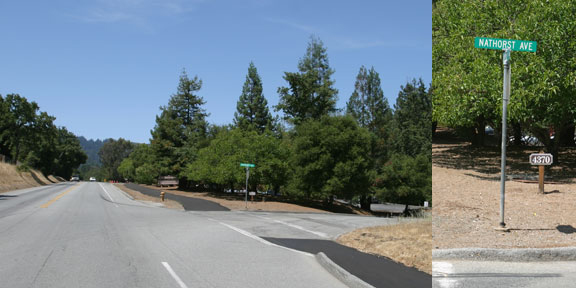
512;122;523;146
403;204;410;217
360;194;372;211
471;117;486;147
559;123;575;147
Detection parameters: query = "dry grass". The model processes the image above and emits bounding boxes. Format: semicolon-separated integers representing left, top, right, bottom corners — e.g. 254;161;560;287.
46;175;59;183
337;219;432;274
0;162;58;193
114;184;185;210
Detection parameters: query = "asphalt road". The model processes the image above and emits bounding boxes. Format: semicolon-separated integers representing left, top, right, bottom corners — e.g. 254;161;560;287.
124;184;431;287
0;182;428;287
433;260;576;288
264;238;430;288
124;183;230;211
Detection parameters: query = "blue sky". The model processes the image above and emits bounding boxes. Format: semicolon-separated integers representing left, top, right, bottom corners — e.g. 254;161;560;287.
1;0;431;143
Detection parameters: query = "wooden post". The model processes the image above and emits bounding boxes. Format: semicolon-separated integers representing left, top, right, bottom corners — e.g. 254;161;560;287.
538;165;544;194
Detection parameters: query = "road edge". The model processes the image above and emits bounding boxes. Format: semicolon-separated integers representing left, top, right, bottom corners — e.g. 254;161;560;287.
433;247;576;261
315;252;375;288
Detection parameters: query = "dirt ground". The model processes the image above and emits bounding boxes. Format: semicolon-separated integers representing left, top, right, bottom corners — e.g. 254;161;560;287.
138;185;376;214
338;219;432;274
433;129;576;249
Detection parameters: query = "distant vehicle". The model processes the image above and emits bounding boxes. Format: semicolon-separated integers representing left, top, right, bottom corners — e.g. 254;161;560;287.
89;177;96;182
71;176;80;182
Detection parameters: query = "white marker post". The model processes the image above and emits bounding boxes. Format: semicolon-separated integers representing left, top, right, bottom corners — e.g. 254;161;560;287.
240;163;255;209
474;37;537;231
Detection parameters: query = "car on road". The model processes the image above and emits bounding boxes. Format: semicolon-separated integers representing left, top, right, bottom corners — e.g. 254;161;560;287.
89;177;96;182
70;176;80;182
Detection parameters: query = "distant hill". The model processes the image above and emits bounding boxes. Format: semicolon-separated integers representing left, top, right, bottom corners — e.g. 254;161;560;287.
77;136;105;166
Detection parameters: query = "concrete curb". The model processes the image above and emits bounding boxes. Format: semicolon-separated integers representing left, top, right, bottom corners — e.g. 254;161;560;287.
433;247;576;262
315;252;375;288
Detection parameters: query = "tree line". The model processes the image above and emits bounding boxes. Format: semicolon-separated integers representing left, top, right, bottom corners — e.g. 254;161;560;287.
101;36;431;209
0;94;87;179
433;0;576;162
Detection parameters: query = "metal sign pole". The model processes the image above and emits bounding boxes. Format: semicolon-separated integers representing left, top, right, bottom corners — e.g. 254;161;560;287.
499;48;511;230
245;167;249;209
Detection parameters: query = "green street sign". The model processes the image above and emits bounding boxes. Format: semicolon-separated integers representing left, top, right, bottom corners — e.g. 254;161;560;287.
475;37;537;52
240;163;255;168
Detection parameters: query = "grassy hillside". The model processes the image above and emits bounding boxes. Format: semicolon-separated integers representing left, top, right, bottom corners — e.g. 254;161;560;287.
0;162;61;193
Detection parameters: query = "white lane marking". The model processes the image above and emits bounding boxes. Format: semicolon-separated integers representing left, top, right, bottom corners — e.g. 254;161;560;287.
98;183;119;207
162;262;189;288
433;261;459;288
218;221;313;257
255;215;329;238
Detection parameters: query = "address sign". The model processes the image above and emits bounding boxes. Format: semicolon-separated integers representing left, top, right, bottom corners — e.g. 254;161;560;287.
529;153;553;166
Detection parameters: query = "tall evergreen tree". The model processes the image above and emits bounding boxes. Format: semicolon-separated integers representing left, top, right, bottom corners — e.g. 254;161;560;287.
346;66;392;134
347;66;393;177
276;36;338;124
167;69;208;138
150;70;209;177
392;78;432;157
234;62;275;133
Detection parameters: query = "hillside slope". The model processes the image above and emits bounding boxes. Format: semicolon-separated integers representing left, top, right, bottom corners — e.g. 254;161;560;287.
0;162;61;193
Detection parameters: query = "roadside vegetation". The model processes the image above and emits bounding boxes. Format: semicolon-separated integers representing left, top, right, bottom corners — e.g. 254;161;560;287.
0;162;65;193
338;219;432;274
76;36;431;211
433;0;576;157
0;94;86;180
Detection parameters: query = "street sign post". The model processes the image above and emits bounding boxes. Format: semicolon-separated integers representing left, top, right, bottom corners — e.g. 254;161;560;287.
475;37;537;231
240;163;255;208
530;153;553;194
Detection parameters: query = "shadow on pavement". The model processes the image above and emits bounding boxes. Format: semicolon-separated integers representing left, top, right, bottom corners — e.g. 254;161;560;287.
557;225;576;234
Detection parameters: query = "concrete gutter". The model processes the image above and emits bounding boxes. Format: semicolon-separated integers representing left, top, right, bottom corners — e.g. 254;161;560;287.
433;247;576;262
315;252;375;288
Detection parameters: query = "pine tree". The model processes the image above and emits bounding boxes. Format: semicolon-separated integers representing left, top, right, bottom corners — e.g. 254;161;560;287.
167;69;208;139
346;66;392;134
276;36;338;124
150;70;209;177
347;66;393;175
393;78;432;157
234;62;275;133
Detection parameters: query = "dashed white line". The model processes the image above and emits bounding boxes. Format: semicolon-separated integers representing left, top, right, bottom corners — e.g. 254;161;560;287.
98;183;119;207
162;262;189;288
